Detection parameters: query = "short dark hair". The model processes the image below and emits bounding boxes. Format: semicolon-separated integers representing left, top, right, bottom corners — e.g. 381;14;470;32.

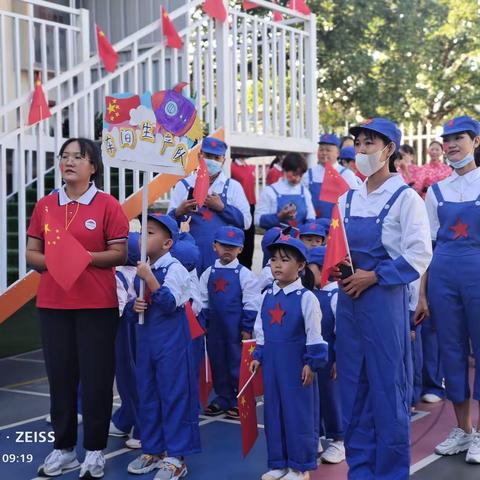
269;244;313;290
400;144;415;156
59;138;103;188
429;140;443;149
282;152;307;174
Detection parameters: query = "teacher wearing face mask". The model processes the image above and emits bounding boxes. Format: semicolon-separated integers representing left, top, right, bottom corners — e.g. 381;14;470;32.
335;118;432;480
168;136;252;274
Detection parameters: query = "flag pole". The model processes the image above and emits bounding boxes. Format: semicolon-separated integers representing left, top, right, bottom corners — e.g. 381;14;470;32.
204;336;209;383
338;204;355;276
237;370;257;399
138;171;149;325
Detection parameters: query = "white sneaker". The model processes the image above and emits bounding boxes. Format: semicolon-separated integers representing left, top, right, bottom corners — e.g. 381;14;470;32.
108;421;129;437
79;450;105;479
125;437;142;449
38;449;79;476
261;469;288;480
435;427;474;455
283;470;310;480
321;441;346;464
127;454;164;474
154;457;187;479
422;394;443;403
466;432;480;464
46;414;83;425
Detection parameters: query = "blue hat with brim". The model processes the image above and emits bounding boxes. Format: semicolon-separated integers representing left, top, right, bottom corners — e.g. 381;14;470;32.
339;146;356;160
349;117;402;150
441;115;480;138
147;213;179;243
214;226;244;247
171;237;200;272
201;136;227;156
299;222;327;238
307;246;326;267
267;235;308;261
318;133;341;148
127;232;141;266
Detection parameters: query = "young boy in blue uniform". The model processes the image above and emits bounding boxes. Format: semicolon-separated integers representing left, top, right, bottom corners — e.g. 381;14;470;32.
307;246;345;465
299;222;327;249
251;236;328;480
199;226;260;418
125;214;200;480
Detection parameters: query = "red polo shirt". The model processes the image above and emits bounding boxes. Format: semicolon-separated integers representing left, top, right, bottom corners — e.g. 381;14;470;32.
231;161;256;205
27;185;129;309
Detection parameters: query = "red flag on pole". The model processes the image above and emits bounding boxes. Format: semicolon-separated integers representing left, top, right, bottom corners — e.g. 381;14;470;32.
242;0;258;10
105;95;141;124
27;76;52;126
96;25;118;73
43;209;92;291
239;339;263;397
185;301;205;340
193;157;209;208
319;162;350;204
287;0;311;15
320;204;350;287
161;7;183;49
238;376;258;457
203;0;227;22
199;339;213;407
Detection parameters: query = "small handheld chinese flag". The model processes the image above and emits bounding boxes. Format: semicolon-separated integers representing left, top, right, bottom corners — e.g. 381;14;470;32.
27;76;52;126
161;7;183;49
185;301;205;340
239;339;263;397
242;1;258;10
105;95;141;124
44;210;92;291
319;162;350;204
287;0;311;15
199;339;213;407
203;0;227;22
320;204;350;287
96;25;118;73
193;157;209;208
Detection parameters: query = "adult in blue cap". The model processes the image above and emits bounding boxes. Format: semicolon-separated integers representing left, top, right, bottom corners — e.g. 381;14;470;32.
421;115;480;463
303;133;359;221
168;136;252;274
334;117;433;479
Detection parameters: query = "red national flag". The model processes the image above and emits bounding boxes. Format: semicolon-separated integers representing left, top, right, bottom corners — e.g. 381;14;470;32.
193;157;209;208
320;204;349;287
239;339;263;397
104;95;141;124
44;210;92;291
199;346;213;407
161;7;183;49
203;0;227;22
272;0;284;22
242;0;258;10
287;0;311;15
239;380;258;457
185;301;205;340
27;77;52;126
319;162;350;203
96;25;118;73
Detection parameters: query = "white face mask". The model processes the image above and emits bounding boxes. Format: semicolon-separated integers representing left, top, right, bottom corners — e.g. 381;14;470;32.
446;153;474;170
355;145;388;177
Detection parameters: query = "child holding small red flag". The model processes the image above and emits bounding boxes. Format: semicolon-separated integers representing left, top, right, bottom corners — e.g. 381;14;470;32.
250;236;328;480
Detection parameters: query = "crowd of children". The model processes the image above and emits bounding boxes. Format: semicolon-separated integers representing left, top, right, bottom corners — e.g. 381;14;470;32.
36;116;480;480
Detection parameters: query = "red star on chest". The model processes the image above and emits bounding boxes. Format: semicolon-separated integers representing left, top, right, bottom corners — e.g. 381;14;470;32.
269;302;285;326
214;277;229;293
201;208;214;221
450;218;469;239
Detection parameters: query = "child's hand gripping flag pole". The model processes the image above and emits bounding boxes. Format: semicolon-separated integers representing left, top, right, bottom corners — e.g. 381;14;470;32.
138;174;149;325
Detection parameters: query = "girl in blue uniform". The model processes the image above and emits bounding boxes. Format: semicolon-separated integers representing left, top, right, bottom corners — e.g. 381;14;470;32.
336;118;432;479
255;153;315;230
422;116;480;463
307;246;345;465
250;236;328;480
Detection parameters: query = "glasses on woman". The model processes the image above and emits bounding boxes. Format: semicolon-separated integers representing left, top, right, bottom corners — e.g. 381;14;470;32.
58;153;89;163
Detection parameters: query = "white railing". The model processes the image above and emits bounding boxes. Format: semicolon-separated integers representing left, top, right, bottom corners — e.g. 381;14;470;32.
0;0;318;293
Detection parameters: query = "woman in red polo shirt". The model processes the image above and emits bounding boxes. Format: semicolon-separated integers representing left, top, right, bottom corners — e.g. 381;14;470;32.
26;138;129;479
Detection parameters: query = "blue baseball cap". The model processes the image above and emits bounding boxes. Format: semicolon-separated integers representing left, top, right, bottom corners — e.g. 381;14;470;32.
147;213;179;242
441;115;480;138
307;246;326;267
299;222;327;238
350;117;402;150
214;226;244;247
127;232;141;266
267;235;308;261
201;136;227;156
339;146;356;161
318;133;341;148
171;237;200;272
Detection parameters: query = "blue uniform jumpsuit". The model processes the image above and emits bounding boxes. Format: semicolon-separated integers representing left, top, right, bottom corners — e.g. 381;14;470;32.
428;183;480;403
336;185;415;480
